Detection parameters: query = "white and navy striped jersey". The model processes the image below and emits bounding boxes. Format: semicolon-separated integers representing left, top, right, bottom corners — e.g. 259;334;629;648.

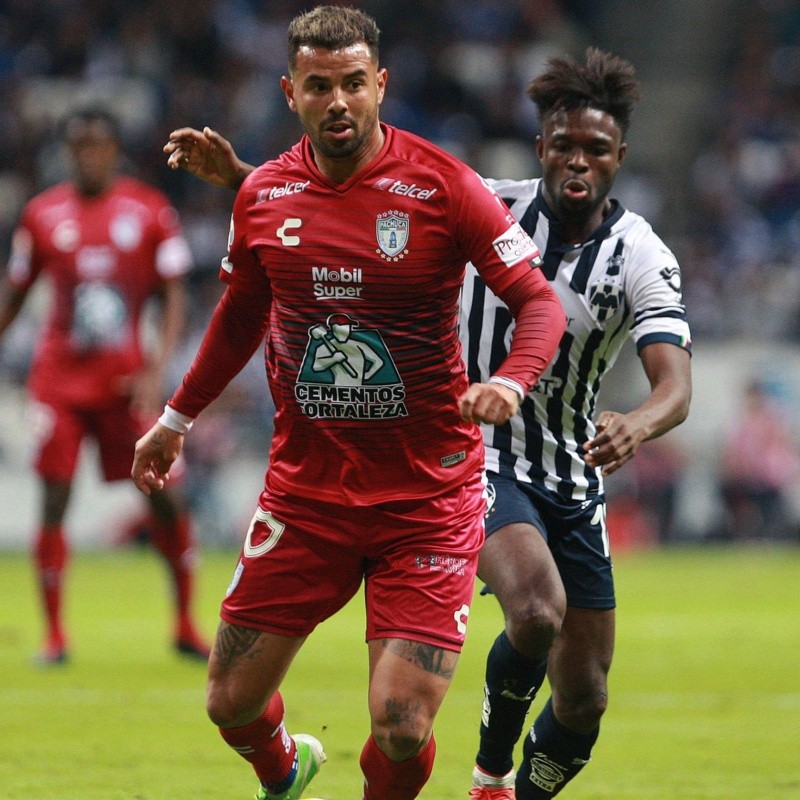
461;177;692;501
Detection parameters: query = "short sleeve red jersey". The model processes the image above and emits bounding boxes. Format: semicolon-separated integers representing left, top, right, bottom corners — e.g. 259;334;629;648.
173;124;561;504
8;176;193;407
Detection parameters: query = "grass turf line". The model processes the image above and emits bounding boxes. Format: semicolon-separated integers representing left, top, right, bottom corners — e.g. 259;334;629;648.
0;546;797;799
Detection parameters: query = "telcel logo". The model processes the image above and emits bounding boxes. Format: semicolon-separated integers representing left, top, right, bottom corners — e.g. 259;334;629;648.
257;181;310;203
373;177;437;200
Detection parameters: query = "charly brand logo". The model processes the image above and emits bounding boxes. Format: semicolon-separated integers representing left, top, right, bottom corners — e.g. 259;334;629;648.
375;210;410;260
660;264;682;293
277;217;302;246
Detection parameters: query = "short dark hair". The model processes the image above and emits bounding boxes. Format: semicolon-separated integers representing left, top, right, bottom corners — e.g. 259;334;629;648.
527;47;640;136
287;5;380;72
60;105;121;143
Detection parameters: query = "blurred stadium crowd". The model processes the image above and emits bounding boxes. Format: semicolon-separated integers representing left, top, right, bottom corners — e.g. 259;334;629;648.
1;0;800;545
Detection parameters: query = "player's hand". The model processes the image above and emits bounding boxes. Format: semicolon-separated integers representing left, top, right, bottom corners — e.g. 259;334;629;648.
164;127;248;190
131;422;184;495
459;382;520;426
582;410;645;476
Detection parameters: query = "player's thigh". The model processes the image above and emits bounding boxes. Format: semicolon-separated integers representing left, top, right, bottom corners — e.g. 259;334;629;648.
28;399;83;481
479;522;564;616
221;491;365;638
364;471;485;651
479;474;565;615
547;606;615;701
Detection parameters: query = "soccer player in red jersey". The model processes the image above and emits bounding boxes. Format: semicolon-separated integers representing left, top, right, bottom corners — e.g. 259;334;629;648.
131;6;565;800
0;107;210;664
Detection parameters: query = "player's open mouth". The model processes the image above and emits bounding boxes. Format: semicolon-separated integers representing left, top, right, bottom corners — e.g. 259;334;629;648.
563;179;589;200
324;122;353;140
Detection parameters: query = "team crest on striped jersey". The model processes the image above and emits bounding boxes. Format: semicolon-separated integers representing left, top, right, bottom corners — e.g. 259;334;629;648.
588;280;623;323
376;210;409;260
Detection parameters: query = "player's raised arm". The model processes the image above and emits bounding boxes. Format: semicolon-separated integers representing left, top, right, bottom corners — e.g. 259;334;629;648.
164;126;255;189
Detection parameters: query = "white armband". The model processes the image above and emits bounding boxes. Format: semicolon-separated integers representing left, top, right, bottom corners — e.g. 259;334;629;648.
158;404;195;435
489;376;526;403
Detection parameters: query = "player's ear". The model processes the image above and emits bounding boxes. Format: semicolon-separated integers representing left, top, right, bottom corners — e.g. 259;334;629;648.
617;141;628;166
281;75;297;112
376;67;388;105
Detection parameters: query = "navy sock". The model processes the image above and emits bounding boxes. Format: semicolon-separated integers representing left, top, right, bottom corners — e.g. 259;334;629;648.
476;631;548;776
516;698;599;799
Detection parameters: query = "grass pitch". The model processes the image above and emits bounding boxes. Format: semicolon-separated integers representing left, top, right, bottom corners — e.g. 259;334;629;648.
0;545;797;799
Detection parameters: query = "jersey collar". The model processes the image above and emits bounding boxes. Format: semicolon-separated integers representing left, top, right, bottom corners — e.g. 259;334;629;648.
533;179;625;252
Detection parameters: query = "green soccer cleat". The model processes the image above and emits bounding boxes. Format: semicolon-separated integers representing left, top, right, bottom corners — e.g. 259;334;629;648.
255;734;326;800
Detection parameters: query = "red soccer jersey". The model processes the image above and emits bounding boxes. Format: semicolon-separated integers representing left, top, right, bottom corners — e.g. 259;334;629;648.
172;124;562;504
8;176;192;407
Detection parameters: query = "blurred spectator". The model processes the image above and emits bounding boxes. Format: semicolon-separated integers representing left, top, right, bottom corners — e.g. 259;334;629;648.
717;378;800;541
687;0;800;342
626;436;687;544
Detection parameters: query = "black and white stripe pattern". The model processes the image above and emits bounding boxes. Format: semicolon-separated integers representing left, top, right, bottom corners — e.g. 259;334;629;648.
461;178;692;501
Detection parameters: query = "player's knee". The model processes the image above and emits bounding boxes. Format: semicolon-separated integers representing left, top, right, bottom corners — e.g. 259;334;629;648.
205;680;259;728
506;595;565;657
371;712;431;761
373;727;430;761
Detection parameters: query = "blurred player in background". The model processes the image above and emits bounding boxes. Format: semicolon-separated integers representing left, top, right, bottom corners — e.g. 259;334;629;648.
132;6;564;800
0;106;210;664
167;45;692;800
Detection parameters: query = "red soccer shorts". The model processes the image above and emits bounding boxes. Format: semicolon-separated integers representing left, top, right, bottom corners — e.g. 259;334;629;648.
28;397;184;484
221;469;487;651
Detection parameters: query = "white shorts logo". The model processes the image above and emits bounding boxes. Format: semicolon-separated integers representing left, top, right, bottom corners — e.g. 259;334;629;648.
454;603;470;635
243;508;286;557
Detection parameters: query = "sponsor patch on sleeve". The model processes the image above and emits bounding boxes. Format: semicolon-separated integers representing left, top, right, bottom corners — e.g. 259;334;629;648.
492;222;540;268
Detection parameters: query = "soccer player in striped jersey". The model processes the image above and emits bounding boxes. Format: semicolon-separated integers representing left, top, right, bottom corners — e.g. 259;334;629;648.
133;7;565;800
464;49;692;799
159;46;691;800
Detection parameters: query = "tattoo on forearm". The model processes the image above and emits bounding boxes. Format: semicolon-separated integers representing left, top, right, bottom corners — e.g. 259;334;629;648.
383;639;457;679
214;622;263;667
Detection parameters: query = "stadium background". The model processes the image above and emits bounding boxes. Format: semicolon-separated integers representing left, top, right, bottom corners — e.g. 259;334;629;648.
1;0;800;548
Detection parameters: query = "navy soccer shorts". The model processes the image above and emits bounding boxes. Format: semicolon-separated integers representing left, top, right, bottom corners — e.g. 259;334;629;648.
483;472;615;609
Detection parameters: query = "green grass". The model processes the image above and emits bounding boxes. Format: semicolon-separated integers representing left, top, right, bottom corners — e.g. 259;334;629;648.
1;545;798;799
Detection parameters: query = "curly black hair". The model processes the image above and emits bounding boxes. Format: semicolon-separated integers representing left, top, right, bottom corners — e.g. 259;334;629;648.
527;47;641;136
